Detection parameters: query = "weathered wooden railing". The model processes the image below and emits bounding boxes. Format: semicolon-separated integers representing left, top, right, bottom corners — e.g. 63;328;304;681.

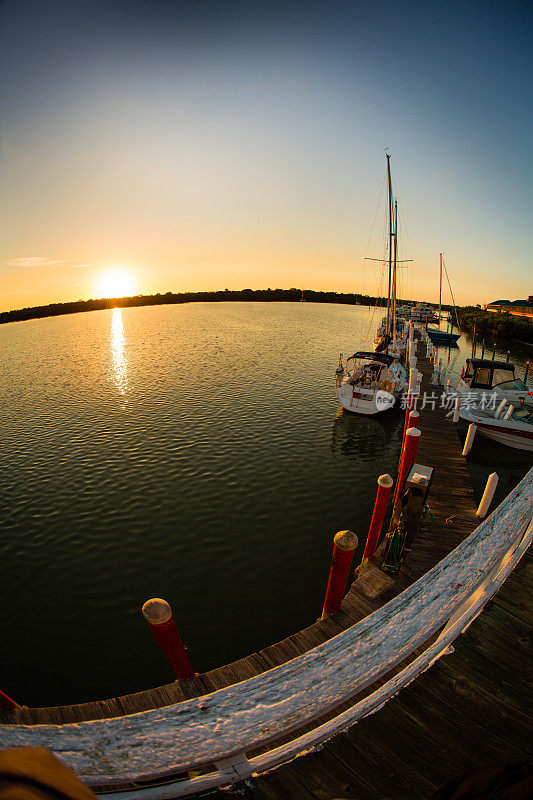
1;469;532;799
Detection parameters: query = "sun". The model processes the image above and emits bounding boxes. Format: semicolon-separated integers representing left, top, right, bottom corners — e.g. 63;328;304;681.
97;269;136;299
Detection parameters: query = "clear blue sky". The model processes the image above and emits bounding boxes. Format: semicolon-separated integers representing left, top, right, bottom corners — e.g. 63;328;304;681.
0;0;531;310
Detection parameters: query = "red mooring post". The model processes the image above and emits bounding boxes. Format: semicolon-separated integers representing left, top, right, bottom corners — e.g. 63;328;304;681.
403;409;420;444
0;689;18;711
401;374;418;445
321;530;358;618
361;474;394;565
142;598;195;680
393;427;422;509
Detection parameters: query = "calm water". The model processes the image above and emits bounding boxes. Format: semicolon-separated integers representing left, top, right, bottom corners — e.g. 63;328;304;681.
1;302;405;706
2;302;531;707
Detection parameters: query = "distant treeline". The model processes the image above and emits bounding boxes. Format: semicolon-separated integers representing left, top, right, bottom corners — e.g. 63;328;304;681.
0;288;429;325
456;306;533;345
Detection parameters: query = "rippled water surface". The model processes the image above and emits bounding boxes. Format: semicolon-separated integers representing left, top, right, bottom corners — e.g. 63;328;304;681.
2;302;409;706
2;302;532;706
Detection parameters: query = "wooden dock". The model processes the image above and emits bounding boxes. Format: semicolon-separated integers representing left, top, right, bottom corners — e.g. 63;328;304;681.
1;346;531;798
210;545;532;800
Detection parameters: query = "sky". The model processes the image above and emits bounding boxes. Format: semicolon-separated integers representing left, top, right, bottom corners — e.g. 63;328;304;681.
0;0;531;312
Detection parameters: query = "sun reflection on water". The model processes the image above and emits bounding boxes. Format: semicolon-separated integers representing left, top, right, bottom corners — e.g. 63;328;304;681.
111;308;128;396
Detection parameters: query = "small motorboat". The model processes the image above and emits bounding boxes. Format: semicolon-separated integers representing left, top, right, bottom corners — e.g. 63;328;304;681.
336;351;407;415
456;357;533;409
459;402;533;451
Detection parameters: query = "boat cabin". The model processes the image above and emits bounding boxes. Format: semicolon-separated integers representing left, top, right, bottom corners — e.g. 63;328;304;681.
461;358;524;391
346;352;395;389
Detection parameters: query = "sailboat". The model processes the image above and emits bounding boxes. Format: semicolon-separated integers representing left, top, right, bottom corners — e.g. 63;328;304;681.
335;155;407;415
373;198;408;356
426;254;461;346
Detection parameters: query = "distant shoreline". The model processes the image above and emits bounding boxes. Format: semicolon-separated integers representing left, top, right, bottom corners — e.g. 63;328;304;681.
456;307;533;346
0;288;435;326
2;290;530;345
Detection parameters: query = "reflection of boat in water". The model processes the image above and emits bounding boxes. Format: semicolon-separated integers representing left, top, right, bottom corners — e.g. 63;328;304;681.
330;406;401;464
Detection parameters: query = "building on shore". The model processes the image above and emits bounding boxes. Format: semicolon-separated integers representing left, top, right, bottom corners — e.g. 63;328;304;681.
486;296;533;319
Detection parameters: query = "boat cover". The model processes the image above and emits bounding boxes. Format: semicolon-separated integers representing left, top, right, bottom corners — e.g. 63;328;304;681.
467;358;514;371
349;351;394;366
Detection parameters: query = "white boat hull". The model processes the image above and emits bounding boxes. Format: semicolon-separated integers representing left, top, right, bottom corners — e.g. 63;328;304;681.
456;381;533;410
336;385;397;415
459;410;533;451
336;353;407;416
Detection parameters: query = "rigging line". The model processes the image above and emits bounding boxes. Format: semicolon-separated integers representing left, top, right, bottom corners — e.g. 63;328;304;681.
442;256;461;330
362;175;387;297
397;203;414;259
410;247;414;303
397;203;415;301
363;268;385;349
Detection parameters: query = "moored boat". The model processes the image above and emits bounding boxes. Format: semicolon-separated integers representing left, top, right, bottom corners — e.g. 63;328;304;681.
456;357;533;409
335;351;406;414
426;326;461;346
336;154;407;414
375;315;409;353
426;253;461;346
459;403;533;451
397;303;438;324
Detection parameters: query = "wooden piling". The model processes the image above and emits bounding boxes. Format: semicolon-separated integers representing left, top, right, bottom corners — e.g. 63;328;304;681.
322;530;358;618
462;423;477;456
476;472;499;518
0;689;18;712
361;475;394;564
393;427;421;509
453;395;461;423
401;369;418;444
142;599;195;680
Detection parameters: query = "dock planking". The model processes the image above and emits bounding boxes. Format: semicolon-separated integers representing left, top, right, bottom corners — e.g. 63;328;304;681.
1;351;480;731
203;547;532;800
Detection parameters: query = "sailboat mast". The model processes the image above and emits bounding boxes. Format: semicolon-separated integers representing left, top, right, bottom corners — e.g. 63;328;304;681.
392;199;398;351
386;154;393;335
438;252;442;328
